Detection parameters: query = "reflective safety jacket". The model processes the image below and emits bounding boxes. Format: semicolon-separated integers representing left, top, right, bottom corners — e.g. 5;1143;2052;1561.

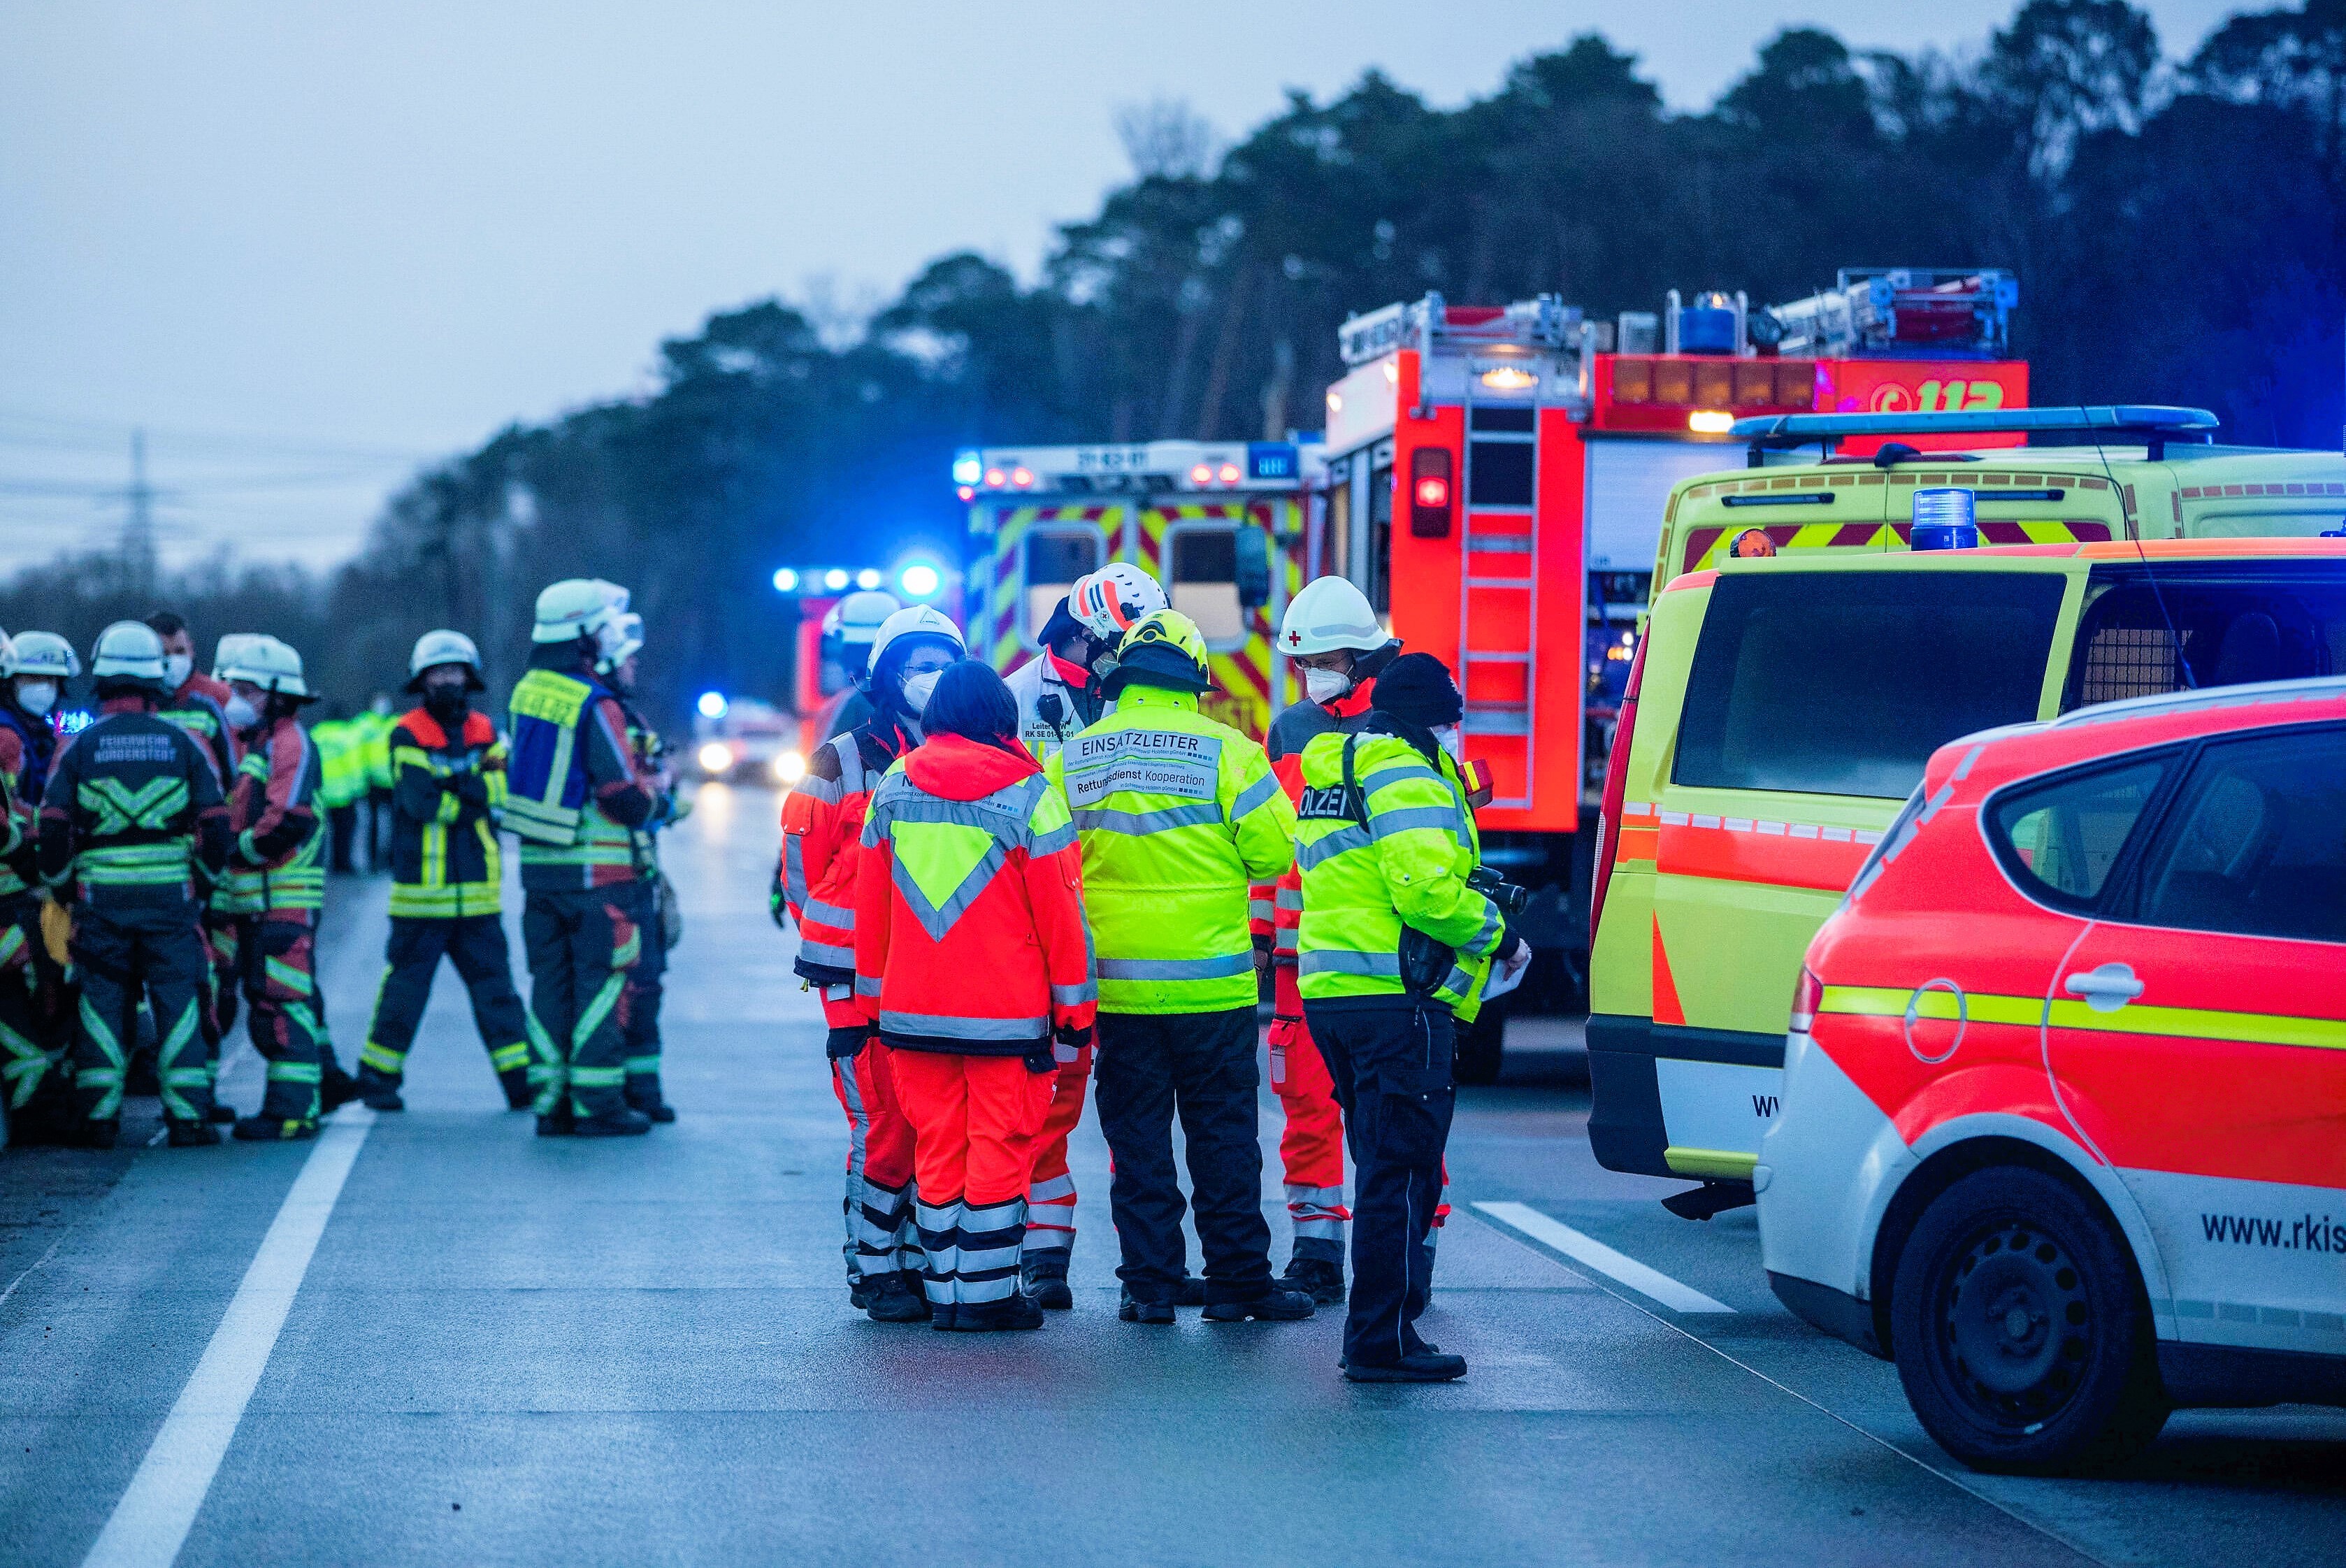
310;719;366;810
37;698;228;912
0;705;55;900
1293;723;1504;1021
504;650;656;892
1044;685;1295;1015
387;706;508;919
158;671;238;789
220;716;326;914
779;721;912;1027
1253;676;1378;1015
357;710;396;791
853;733;1095;1055
1006;652;1100;763
0;701;57;810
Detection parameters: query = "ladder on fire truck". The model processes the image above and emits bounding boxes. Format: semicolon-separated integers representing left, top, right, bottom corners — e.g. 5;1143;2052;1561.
1458;373;1538;812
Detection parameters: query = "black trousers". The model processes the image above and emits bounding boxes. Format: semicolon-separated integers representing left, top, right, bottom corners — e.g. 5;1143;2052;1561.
361;914;531;1097
328;805;358;875
1304;1000;1456;1369
71;900;212;1127
1092;1007;1272;1304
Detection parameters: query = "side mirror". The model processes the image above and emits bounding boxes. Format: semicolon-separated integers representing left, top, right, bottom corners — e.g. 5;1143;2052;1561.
1235;525;1273;611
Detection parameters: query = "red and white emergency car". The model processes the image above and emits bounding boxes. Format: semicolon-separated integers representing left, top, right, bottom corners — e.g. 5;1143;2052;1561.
1760;676;2346;1472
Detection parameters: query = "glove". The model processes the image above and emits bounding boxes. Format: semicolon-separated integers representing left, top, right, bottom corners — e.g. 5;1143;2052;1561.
768;872;791;931
453;771;490;807
1023;1039;1058;1074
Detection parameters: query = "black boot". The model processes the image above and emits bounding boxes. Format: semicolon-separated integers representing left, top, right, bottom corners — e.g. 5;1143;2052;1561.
499;1069;535;1112
1344;1351;1467;1383
233;1114;317;1142
1117;1287;1175;1325
865;1270;933;1323
1175;1274;1207;1308
319;1060;361;1114
74;1119;120;1151
536;1102;576;1137
625;1083;677;1123
953;1293;1044;1332
1203;1285;1316;1322
166;1119;222;1148
357;1066;403;1113
206;1101;238;1124
1022;1255;1074;1311
573;1107;652;1137
1281;1257;1347;1305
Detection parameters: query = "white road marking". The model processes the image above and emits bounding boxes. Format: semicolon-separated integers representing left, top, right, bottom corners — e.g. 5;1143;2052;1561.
0;1236;62;1310
1472;1201;1735;1314
80;1107;375;1568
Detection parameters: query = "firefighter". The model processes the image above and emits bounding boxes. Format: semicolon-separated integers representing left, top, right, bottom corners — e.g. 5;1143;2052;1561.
354;631;534;1113
1004;561;1165;1304
596;614;684;1123
37;622;231;1147
146;611;246;1124
505;579;661;1138
1046;610;1312;1325
813;589;899;742
0;632;75;1142
777;603;964;1321
219;635;359;1139
852;659;1094;1332
201;635;259;1053
1293;653;1523;1383
1255;575;1404;1303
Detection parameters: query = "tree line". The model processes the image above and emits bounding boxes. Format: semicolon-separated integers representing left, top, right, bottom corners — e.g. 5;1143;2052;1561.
11;0;2343;724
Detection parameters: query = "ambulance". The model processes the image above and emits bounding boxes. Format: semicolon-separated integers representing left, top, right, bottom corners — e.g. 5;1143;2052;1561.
1588;430;2346;1217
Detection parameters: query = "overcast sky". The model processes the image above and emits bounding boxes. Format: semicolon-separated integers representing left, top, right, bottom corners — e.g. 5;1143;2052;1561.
0;0;2242;575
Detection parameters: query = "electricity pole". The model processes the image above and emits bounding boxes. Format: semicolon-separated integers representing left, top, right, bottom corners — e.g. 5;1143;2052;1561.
122;428;157;596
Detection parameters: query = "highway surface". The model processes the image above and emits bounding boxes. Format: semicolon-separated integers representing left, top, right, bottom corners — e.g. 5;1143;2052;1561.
2;783;2340;1567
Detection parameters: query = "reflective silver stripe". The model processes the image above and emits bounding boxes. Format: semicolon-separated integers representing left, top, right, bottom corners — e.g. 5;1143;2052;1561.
803;897;856;929
1441;965;1476;998
879;1009;1047;1040
1297;949;1400;978
830;734;868;796
1464;900;1502;958
1071;802;1223;836
1030;823;1078;858
1297;825;1372;870
1275;887;1304;912
1247;898;1274;923
1361;762;1440;794
799;940;855;968
1372;805;1465;840
782;833;809;907
1051;981;1097;1005
854;974;883;997
1230;770;1281;819
792;773;844;805
1030;1173;1077;1202
1095;954;1254;981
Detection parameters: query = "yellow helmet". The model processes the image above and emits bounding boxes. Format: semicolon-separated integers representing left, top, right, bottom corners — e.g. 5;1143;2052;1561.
1107;609;1211;695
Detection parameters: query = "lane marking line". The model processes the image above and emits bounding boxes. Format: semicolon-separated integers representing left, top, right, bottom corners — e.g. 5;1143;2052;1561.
1472;1201;1735;1314
80;1107;375;1568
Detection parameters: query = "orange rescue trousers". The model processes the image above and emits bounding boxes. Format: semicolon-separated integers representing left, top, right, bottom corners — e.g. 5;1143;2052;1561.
891;1049;1053;1307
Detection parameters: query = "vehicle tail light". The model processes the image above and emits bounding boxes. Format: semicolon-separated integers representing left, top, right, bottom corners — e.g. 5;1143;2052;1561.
1409;445;1453;537
1190;463;1213;485
1588;632;1648;949
1790;966;1823;1033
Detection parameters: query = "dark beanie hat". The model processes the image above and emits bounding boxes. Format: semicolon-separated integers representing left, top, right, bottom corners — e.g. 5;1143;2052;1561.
1371;652;1463;728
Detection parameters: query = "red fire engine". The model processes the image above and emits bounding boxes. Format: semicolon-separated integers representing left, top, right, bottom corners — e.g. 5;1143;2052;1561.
1309;268;2026;996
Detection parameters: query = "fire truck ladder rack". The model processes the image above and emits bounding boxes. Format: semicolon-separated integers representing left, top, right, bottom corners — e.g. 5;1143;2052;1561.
1339;292;1583;370
1755;267;2018;361
1458;383;1538;812
1730;405;2221;466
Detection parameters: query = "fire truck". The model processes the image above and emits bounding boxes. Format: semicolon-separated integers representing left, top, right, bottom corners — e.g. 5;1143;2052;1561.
1309;268;2026;1002
953;440;1316;739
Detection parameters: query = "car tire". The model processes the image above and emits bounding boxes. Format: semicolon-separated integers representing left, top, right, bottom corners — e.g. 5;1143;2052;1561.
1890;1165;2169;1474
1454;1004;1506;1086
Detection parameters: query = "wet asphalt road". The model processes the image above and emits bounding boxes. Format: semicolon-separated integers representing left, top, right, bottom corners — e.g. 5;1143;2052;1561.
1;782;2339;1567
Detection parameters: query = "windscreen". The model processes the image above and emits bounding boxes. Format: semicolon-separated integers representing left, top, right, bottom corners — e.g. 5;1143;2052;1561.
1675;570;2067;798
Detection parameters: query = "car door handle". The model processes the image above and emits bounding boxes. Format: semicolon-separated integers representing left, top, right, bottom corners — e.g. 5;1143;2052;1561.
2064;962;2145;1014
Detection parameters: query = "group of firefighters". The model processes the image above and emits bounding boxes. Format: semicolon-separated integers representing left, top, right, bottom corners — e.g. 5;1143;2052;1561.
777;566;1529;1381
0;580;684;1153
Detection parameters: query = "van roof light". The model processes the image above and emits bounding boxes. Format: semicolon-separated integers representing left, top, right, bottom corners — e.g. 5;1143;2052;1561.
1733;405;2219;466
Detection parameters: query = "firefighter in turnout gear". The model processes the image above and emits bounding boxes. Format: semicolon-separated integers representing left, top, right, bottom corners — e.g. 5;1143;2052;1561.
36;622;230;1147
1004;563;1167;1303
147;611;245;1124
1257;575;1402;1303
355;630;534;1113
598;615;684;1123
219;635;357;1139
1294;653;1521;1383
779;603;965;1322
506;580;660;1137
852;660;1095;1332
1046;610;1314;1325
0;631;75;1140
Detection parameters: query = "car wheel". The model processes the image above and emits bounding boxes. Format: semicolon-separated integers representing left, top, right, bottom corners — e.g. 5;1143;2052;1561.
1890;1165;2169;1474
1454;1004;1506;1086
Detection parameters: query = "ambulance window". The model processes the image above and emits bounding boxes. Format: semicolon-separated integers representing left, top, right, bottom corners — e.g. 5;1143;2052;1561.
2130;724;2346;944
1987;756;2170;911
2062;561;2346;711
1024;528;1103;644
1167;524;1246;650
1675;571;2066;798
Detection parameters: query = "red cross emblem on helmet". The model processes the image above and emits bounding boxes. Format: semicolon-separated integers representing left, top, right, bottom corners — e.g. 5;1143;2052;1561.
1286;630;1301;647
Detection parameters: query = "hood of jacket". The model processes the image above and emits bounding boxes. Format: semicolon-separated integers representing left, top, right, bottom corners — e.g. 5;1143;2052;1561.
904;731;1041;802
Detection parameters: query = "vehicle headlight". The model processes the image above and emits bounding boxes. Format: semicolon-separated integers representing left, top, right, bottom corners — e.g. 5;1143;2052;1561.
772;749;807;784
697;742;735;774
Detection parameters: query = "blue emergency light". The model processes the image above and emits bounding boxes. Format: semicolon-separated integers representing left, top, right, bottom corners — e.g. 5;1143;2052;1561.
951;450;983;487
1911;488;1977;551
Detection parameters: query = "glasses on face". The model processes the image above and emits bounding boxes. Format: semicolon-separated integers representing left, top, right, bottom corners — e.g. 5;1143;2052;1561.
903;652;959;677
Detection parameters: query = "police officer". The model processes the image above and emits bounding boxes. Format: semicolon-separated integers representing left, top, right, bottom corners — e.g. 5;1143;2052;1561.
355;631;534;1113
1047;609;1311;1325
596;613;684;1123
1293;653;1524;1382
37;622;231;1146
0;632;75;1141
505;580;660;1137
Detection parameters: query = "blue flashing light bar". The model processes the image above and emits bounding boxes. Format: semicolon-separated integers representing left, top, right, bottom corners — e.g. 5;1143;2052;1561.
1733;405;2220;465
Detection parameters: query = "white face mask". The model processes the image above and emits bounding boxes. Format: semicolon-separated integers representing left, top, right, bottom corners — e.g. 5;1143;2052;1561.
901;670;942;715
1432;724;1465;761
1303;666;1352;705
163;654;193;691
224;693;260;730
17;680;57;717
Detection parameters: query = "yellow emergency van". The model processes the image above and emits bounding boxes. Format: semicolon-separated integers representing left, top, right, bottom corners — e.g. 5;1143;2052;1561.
1588;406;2346;1217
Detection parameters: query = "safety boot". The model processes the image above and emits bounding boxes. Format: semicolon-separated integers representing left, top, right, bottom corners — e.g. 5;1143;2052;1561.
319;1060;361;1114
166;1119;222;1148
1343;1351;1467;1383
1203;1285;1316;1323
357;1066;404;1113
1116;1288;1174;1325
206;1102;238;1124
625;1077;677;1123
1176;1274;1207;1307
498;1069;534;1112
1281;1257;1346;1305
864;1270;933;1323
233;1114;318;1142
952;1293;1044;1332
928;1302;960;1332
573;1107;652;1137
1022;1255;1074;1310
535;1105;576;1137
